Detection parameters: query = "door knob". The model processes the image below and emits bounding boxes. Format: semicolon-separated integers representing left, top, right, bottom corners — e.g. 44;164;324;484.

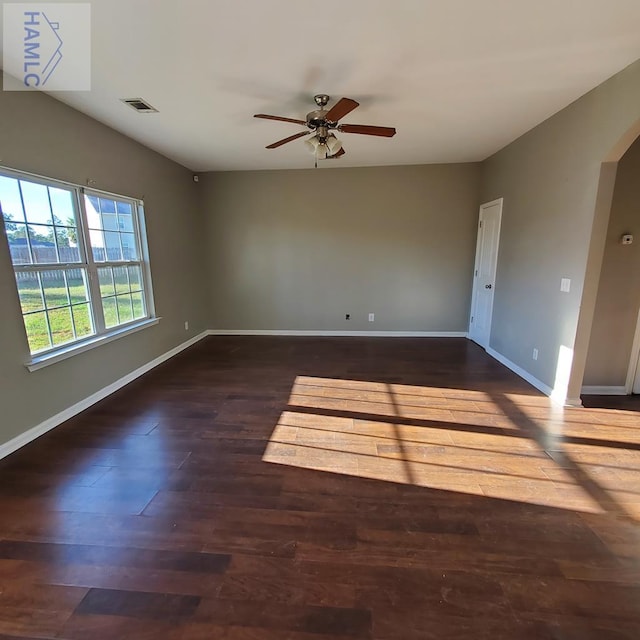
485;284;492;289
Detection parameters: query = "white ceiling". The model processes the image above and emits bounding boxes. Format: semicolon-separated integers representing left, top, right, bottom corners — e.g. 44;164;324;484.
29;1;640;170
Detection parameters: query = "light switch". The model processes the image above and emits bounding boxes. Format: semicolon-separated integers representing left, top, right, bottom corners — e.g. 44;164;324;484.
560;278;571;293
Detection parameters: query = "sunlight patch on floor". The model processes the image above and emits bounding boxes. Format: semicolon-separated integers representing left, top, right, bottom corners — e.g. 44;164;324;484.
263;377;640;517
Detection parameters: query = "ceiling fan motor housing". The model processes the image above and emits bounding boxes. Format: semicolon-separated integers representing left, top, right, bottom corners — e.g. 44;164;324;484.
307;112;340;129
308;94;338;131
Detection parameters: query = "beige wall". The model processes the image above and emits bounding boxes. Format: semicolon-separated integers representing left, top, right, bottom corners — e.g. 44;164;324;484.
481;59;640;401
0;83;208;447
583;136;640;387
200;164;481;332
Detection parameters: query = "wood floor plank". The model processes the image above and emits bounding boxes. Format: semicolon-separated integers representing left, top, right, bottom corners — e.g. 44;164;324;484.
193;597;372;637
74;587;201;619
58;613;184;640
0;541;231;573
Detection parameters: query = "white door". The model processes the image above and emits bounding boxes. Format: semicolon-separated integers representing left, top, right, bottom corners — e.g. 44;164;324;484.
469;198;503;349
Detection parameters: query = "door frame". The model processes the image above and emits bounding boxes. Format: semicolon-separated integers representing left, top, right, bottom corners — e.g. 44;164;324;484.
468;198;503;348
625;303;640;393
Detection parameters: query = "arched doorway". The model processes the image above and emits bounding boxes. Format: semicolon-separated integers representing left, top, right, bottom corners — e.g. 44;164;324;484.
567;118;640;404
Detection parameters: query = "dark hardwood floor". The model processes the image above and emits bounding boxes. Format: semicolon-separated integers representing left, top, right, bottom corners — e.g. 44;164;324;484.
582;394;640;412
0;336;639;639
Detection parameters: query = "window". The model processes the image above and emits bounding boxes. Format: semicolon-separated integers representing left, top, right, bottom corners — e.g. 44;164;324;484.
0;169;155;360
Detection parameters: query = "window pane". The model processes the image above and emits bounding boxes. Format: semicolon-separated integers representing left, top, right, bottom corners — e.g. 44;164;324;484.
0;176;26;222
131;291;146;319
118;204;134;231
85;195;101;229
102;296;118;328
21;181;53;225
49;187;75;225
56;228;81;262
86;194;100;211
84;194;140;263
98;267;115;297
114;266;129;294
66;268;90;304
5;222;32;265
29;224;57;263
41;270;69;309
128;265;142;291
102;212;119;231
48;307;74;346
90;228;106;262
104;232;122;261
117;294;133;324
24;311;51;353
116;201;132;215
72;303;94;338
99;198;116;214
16;272;44;313
121;233;138;260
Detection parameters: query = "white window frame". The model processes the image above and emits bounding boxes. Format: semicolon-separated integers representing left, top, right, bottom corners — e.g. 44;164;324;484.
0;166;158;370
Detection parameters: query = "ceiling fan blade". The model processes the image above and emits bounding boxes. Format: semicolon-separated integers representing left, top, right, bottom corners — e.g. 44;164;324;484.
327;147;346;159
324;97;360;122
266;131;309;149
254;114;307;125
340;124;396;137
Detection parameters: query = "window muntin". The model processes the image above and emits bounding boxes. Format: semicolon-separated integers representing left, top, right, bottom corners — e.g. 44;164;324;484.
0;170;153;357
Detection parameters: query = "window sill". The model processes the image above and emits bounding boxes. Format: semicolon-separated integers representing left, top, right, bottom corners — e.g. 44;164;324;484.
26;317;161;372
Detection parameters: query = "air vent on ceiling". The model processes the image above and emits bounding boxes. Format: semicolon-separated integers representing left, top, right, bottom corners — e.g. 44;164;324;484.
121;98;158;113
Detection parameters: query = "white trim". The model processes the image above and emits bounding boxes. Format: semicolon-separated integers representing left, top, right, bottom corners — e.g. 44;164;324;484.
0;331;209;461
486;346;554;397
207;330;469;338
581;385;627;396
552;390;583;407
625;304;640;394
27;318;161;371
485;347;582;406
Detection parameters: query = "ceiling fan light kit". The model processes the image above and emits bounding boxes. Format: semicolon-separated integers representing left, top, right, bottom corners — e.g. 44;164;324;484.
254;94;396;165
305;132;343;159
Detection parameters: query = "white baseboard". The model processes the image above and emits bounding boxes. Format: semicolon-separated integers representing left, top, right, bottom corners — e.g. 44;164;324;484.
207;329;468;338
486;346;554;398
485;348;583;406
0;331;209;461
581;385;627;396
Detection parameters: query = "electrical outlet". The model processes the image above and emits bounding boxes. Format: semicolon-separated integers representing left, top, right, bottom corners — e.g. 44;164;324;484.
560;278;571;293
345;313;350;320
184;321;189;331
368;313;375;322
533;348;538;361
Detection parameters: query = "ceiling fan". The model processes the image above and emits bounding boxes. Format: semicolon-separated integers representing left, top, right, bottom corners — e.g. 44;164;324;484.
254;94;396;162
